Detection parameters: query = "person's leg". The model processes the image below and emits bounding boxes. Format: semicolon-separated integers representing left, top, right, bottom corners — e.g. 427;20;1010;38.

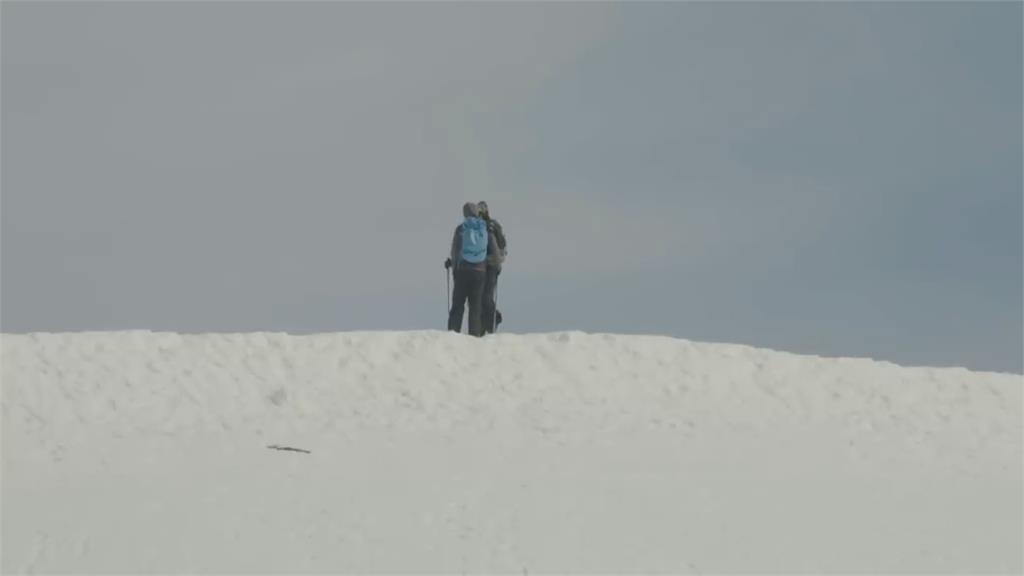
466;268;486;337
481;267;498;334
447;268;468;332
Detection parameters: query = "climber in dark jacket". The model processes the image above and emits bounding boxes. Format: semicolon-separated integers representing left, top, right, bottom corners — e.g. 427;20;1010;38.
477;201;506;334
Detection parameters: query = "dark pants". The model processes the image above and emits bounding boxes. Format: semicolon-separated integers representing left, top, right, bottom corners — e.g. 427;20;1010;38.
448;266;485;336
482;267;500;334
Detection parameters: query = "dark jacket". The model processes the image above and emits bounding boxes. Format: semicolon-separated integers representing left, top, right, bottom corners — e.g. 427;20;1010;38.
485;219;507;270
476;201;507;270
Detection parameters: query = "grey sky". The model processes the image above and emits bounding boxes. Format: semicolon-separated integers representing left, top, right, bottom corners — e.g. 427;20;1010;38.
2;2;1021;373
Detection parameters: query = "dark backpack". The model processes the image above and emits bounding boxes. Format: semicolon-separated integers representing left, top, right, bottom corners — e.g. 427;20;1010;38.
487;220;507;264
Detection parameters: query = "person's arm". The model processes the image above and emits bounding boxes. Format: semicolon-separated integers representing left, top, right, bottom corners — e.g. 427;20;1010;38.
493;220;507;253
449;225;462;267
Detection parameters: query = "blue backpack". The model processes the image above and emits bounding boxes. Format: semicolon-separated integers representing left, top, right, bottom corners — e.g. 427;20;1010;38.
460;217;489;264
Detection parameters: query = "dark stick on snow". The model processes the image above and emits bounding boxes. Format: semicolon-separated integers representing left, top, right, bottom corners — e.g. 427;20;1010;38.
267;444;311;454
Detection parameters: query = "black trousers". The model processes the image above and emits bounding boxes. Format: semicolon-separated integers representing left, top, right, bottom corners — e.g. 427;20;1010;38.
482;267;500;334
448;266;485;336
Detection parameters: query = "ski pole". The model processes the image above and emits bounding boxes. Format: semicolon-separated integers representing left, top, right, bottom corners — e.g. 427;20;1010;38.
492;280;499;333
445;267;451;320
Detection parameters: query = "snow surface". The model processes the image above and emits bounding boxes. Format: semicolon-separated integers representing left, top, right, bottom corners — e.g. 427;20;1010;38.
2;330;1021;573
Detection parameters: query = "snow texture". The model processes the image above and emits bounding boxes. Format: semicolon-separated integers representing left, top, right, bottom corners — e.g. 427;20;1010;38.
2;330;1021;573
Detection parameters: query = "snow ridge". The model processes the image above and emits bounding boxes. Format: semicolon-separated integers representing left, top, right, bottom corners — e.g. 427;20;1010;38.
2;330;1021;573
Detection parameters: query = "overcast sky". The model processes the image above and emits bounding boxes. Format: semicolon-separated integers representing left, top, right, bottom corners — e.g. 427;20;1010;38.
2;2;1021;373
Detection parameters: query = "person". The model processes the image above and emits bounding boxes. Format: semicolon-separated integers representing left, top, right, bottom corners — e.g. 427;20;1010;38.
477;201;506;334
445;202;488;337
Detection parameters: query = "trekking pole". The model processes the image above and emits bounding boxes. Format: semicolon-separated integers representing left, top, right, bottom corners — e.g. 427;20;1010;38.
445;266;451;321
492;281;499;333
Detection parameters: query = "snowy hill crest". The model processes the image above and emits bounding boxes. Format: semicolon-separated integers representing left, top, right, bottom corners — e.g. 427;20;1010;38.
2;331;1021;573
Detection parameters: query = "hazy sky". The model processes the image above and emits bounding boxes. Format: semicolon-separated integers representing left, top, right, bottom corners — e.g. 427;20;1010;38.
2;2;1021;373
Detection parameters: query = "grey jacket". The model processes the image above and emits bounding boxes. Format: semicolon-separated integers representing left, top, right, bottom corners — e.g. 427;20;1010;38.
484;218;507;270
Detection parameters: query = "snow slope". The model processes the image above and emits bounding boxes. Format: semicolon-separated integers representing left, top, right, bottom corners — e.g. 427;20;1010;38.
2;331;1020;573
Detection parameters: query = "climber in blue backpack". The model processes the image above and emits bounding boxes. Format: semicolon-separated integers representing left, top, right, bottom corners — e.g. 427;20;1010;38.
445;202;489;336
